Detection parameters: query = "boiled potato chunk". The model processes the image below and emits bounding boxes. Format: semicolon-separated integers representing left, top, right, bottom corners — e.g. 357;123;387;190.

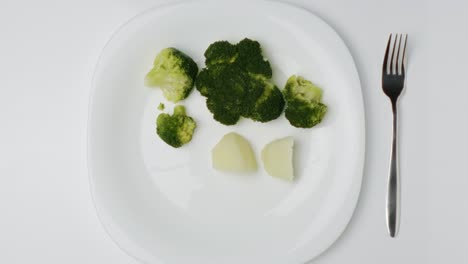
261;137;294;181
212;132;257;173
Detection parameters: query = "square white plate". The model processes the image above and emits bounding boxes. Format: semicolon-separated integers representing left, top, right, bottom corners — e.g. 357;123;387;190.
89;0;365;263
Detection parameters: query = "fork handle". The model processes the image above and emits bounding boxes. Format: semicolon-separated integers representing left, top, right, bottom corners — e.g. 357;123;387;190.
387;101;400;237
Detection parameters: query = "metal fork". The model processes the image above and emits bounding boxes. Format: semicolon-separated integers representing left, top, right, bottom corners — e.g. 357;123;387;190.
382;33;407;237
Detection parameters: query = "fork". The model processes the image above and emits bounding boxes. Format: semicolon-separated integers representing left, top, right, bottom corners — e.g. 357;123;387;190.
382;33;407;238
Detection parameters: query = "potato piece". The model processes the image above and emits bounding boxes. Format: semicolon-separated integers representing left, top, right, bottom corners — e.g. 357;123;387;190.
261;137;294;181
212;132;257;173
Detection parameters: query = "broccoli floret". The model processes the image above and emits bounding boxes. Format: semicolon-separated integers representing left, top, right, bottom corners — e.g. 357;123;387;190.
283;75;327;128
204;41;238;66
206;97;241;125
157;103;165;111
247;76;285;122
283;75;323;102
156;105;197;148
145;48;198;103
195;68;212;97
285;100;327;128
236;39;272;78
196;38;284;125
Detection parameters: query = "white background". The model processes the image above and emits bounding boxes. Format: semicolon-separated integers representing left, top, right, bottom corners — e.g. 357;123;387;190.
1;0;467;263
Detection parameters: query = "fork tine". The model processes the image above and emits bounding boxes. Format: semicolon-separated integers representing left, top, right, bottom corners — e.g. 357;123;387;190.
390;34;398;75
395;34;403;75
382;34;392;74
401;34;408;75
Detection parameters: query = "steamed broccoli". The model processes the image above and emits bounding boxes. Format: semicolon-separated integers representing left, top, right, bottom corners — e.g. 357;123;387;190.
157;103;165;111
156;105;197;148
283;75;327;128
248;75;285;122
196;38;285;125
145;48;198;103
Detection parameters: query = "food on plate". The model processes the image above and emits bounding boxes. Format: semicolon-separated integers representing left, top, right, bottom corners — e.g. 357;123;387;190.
146;43;325;183
261;137;294;181
145;48;198;103
196;38;285;125
212;132;257;172
283;75;327;128
157;103;165;111
156;105;196;148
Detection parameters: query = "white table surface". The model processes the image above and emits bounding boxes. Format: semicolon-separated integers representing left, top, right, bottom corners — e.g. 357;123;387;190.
1;0;467;263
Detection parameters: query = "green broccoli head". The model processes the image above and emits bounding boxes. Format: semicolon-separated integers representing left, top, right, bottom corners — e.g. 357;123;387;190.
204;41;238;66
145;48;198;103
156;105;197;148
283;75;323;103
283;75;327;128
196;38;284;125
206;97;241;125
285;100;327;128
246;76;285;122
236;39;272;78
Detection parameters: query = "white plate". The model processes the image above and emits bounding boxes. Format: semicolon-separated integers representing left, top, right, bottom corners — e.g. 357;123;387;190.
88;1;365;263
